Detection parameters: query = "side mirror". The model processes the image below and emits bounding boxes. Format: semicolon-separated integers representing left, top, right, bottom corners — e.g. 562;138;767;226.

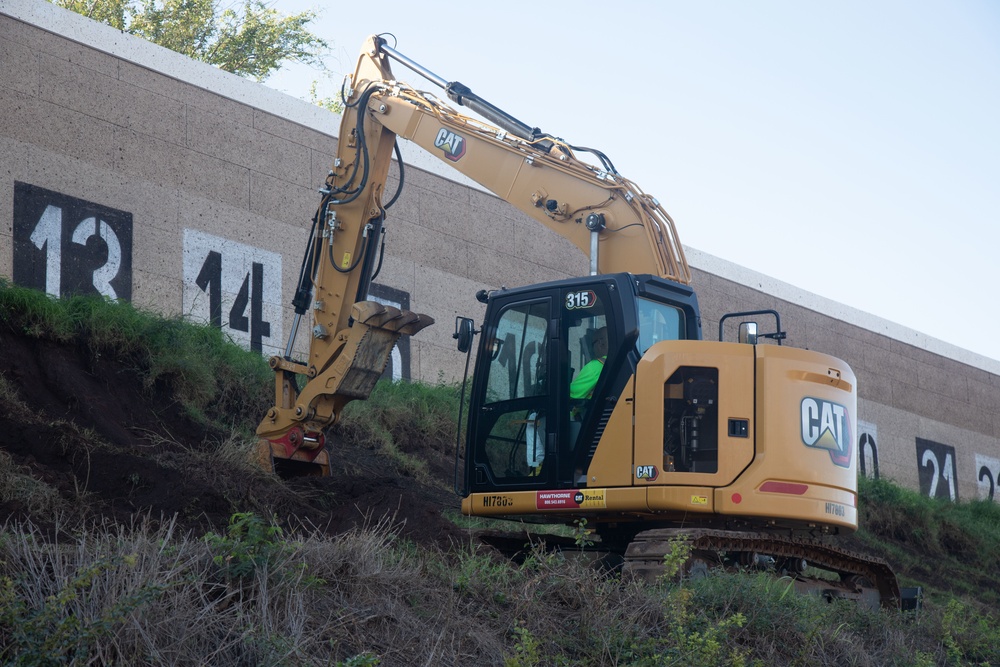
738;322;758;345
453;317;475;353
719;310;785;345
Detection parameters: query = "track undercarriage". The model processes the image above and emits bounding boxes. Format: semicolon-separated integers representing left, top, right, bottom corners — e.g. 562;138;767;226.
622;528;900;610
482;525;905;610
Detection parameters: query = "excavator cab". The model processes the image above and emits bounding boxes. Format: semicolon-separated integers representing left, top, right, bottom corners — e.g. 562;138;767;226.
460;273;700;495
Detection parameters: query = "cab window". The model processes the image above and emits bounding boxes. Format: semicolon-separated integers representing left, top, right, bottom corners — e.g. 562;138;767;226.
483;301;548;404
637;297;685;354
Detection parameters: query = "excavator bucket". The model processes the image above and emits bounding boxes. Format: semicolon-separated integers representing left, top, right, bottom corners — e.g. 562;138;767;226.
335;302;431;399
257;300;434;477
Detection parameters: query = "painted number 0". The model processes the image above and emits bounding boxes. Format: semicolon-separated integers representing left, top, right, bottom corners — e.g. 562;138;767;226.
921;449;956;501
980;466;996;502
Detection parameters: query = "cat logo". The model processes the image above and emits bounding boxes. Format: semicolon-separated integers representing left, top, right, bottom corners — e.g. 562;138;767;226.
434;128;466;162
800;397;852;468
635;465;659;481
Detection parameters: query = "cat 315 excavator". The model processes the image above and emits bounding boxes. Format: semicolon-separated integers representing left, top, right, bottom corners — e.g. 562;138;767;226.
256;35;906;609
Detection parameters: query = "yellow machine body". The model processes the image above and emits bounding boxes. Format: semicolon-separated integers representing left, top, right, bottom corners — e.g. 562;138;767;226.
462;341;857;534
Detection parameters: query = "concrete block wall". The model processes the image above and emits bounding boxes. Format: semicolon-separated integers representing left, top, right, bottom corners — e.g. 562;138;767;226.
2;0;998;504
0;1;585;377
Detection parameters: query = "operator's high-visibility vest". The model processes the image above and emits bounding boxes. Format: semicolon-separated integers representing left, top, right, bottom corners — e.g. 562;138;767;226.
570;356;606;400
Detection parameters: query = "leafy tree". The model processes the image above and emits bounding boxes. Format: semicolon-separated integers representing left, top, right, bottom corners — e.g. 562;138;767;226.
51;0;328;82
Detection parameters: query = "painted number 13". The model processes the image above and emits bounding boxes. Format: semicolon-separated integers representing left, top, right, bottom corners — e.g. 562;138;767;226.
30;205;122;299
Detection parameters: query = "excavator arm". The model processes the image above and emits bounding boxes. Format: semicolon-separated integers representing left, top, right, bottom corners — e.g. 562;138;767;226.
254;38;440;473
257;34;688;474
352;35;690;283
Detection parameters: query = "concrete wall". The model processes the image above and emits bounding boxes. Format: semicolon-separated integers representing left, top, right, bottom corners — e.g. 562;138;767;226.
2;0;998;504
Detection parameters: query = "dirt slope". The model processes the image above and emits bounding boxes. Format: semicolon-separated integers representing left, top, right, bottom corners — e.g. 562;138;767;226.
1;321;991;614
0;327;464;548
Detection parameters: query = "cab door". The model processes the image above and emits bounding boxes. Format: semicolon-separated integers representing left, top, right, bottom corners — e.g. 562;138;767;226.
467;293;562;491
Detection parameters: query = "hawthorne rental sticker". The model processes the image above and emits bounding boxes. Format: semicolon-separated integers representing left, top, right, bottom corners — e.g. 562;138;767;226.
536;489;607;510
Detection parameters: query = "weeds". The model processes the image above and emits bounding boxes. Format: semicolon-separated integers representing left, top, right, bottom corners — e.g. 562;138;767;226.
0;557;167;666
659;535;693;582
0;504;995;666
0;451;67;516
2;284;1000;665
0;281;272;436
203;512;295;582
337;379;462;482
505;621;541;667
572;518;594;550
338;654;381;667
858;476;1000;608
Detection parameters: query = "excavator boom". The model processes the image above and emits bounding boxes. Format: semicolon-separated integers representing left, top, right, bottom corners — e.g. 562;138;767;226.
256;34;688;471
352;36;690;283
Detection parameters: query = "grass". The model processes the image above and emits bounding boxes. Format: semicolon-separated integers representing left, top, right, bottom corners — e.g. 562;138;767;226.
0;450;67;516
0;280;272;436
0;512;997;666
857;475;1000;609
337;377;464;484
2;284;1000;664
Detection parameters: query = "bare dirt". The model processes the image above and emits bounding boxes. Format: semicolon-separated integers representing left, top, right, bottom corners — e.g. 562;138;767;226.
0;327;465;548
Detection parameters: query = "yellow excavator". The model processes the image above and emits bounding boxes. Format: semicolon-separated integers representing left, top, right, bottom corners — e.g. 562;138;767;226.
257;35;906;609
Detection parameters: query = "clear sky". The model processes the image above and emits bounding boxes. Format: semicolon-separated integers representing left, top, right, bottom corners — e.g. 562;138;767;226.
264;1;1000;363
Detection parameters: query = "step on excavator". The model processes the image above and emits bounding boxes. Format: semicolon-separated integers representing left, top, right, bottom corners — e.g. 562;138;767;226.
256;34;911;609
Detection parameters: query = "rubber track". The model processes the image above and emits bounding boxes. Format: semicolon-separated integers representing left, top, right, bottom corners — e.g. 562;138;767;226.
624;528;900;608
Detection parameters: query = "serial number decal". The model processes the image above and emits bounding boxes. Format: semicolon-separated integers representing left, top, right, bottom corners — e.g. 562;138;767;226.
565;290;597;310
824;502;846;517
536;489;607;510
690;495;708;506
482;495;514;508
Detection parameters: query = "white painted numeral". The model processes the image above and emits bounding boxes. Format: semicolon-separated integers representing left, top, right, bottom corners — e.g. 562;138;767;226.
30;205;62;296
72;217;122;299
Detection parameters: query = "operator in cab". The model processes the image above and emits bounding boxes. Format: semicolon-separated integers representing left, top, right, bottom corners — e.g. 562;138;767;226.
570;326;608;399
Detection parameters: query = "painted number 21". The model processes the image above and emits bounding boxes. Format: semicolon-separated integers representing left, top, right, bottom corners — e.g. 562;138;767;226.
921;449;956;501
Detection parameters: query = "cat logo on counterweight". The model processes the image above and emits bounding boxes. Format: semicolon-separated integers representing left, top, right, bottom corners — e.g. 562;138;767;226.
800;397;852;468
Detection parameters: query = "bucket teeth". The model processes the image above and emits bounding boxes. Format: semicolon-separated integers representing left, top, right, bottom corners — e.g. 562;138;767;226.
352;301;434;334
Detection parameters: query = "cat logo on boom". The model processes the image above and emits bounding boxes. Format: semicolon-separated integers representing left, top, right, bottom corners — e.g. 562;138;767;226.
434;128;467;162
800;397;852;468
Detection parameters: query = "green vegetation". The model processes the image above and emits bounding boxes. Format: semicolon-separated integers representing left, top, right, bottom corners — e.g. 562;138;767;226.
50;0;345;112
856;475;1000;608
1;513;997;666
0;280;272;434
0;285;999;664
338;377;464;484
50;0;328;82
